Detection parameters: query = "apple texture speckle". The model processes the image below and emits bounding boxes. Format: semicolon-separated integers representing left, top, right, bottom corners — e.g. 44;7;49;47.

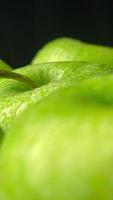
1;61;113;131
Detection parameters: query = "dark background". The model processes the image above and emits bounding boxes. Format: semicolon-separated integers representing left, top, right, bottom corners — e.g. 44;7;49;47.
0;0;113;68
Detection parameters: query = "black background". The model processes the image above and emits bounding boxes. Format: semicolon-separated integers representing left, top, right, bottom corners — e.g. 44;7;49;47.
0;0;113;68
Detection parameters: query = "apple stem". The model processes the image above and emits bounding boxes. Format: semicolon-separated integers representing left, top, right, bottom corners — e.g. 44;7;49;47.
0;70;36;89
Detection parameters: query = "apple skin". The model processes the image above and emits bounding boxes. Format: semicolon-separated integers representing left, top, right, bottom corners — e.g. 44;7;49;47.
1;61;113;132
1;84;113;199
0;127;4;144
73;73;113;105
0;60;12;70
31;37;113;65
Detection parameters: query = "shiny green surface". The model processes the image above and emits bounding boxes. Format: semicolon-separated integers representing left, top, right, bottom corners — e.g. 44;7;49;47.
1;85;113;199
32;38;113;65
0;61;113;131
1;38;113;199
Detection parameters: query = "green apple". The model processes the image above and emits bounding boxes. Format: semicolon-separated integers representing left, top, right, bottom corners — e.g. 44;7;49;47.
31;37;113;65
1;81;113;200
0;61;113;132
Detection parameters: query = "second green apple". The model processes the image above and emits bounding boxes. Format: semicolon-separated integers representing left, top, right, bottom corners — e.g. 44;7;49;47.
32;37;113;65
